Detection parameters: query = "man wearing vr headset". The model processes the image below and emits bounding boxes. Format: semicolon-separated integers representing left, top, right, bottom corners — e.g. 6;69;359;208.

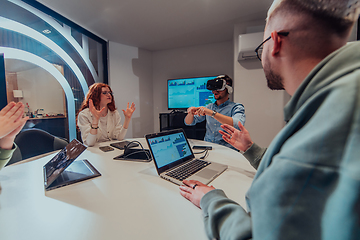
184;75;245;149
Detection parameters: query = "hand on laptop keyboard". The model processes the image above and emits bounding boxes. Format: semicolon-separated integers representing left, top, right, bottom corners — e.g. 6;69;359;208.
179;180;215;208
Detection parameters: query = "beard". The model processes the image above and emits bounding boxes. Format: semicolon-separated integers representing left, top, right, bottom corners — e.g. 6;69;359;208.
263;57;284;90
214;90;228;101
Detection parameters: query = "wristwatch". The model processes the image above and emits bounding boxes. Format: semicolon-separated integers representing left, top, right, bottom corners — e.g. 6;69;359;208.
211;110;217;118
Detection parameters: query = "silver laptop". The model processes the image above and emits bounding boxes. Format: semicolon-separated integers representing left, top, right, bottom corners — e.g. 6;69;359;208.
145;128;227;185
43;139;101;191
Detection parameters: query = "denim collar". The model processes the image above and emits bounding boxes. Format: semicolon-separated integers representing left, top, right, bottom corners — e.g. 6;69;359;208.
215;98;230;108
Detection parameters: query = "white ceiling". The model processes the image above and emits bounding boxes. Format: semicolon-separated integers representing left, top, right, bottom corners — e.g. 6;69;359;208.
36;0;273;51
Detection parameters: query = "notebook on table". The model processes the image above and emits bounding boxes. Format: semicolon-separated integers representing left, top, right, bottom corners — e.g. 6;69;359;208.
43;139;101;191
145;128;227;185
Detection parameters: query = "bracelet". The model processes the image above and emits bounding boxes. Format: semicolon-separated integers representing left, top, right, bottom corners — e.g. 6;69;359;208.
91;125;99;129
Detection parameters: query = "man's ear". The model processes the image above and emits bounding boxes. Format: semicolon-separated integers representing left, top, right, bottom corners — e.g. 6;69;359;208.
270;31;282;57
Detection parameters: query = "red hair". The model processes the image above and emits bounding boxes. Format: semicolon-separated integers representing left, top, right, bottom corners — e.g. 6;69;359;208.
76;83;116;129
78;83;116;113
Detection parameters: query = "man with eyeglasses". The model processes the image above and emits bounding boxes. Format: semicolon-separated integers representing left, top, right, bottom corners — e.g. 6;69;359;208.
179;0;360;239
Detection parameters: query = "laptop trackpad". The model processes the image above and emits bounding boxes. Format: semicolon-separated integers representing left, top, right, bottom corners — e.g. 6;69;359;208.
196;168;218;179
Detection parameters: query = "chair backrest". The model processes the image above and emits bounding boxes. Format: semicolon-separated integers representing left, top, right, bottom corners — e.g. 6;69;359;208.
6;128;68;166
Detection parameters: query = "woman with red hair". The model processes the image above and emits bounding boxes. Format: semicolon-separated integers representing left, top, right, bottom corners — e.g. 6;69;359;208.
77;83;135;146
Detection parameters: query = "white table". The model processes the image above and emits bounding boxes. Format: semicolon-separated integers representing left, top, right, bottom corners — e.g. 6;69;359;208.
0;138;256;240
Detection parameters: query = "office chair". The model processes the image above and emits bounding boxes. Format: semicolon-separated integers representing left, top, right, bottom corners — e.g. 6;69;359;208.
6;128;68;166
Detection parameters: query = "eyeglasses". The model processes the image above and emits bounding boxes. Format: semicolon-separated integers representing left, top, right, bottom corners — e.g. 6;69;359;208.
254;32;289;61
102;91;113;95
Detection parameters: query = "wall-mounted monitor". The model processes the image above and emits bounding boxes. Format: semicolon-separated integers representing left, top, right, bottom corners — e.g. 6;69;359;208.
167;76;217;111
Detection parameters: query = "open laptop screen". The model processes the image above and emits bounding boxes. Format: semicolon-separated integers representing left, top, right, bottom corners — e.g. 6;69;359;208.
147;130;193;168
44;139;86;188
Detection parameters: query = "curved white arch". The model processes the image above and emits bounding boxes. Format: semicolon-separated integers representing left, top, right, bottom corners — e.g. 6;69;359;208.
0;47;76;141
0;17;89;96
10;0;100;83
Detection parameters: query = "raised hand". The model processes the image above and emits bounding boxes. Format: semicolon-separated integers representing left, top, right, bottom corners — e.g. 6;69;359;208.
89;99;107;120
179;180;215;208
0;102;29;149
122;102;135;119
0;102;28;139
219;122;253;152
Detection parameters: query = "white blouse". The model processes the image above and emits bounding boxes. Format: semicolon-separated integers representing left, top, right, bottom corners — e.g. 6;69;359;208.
77;108;127;146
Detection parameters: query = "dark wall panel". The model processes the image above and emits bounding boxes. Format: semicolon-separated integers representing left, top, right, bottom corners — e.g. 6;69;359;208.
0;54;7;109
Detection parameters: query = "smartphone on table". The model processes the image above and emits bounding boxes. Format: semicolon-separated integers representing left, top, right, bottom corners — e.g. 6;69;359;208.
99;146;114;152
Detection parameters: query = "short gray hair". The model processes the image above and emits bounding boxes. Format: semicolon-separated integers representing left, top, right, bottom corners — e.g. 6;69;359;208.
268;0;360;21
267;0;360;35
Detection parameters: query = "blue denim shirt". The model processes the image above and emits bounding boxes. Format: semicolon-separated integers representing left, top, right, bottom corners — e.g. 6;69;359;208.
185;99;245;149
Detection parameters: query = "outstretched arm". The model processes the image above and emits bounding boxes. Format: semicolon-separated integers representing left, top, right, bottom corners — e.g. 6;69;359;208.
195;106;234;126
185;107;198;125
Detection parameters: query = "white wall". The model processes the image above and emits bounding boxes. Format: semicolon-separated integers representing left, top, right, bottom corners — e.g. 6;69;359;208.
17;67;65;116
152;41;234;132
233;21;288;147
108;26;288;145
108;18;357;146
108;26;290;143
108;41;153;138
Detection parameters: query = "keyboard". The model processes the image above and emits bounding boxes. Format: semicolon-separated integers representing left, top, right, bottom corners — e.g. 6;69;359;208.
165;159;211;181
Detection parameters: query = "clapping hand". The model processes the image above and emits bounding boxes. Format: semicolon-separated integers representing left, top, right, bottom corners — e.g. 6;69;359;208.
89;99;107;120
0;102;29;149
219;122;253;152
122;102;135;119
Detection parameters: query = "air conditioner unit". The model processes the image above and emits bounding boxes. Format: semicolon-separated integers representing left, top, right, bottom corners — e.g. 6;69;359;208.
238;32;264;61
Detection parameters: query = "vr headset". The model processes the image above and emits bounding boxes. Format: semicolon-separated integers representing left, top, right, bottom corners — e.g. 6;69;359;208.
206;75;233;94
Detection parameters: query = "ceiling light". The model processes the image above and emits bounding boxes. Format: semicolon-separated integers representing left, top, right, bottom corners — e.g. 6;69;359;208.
42;29;51;34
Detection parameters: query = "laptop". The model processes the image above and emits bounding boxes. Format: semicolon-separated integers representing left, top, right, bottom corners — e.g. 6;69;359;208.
145;129;227;185
43;139;101;191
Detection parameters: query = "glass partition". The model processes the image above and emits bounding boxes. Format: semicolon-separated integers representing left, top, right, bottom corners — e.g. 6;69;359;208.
0;0;108;141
